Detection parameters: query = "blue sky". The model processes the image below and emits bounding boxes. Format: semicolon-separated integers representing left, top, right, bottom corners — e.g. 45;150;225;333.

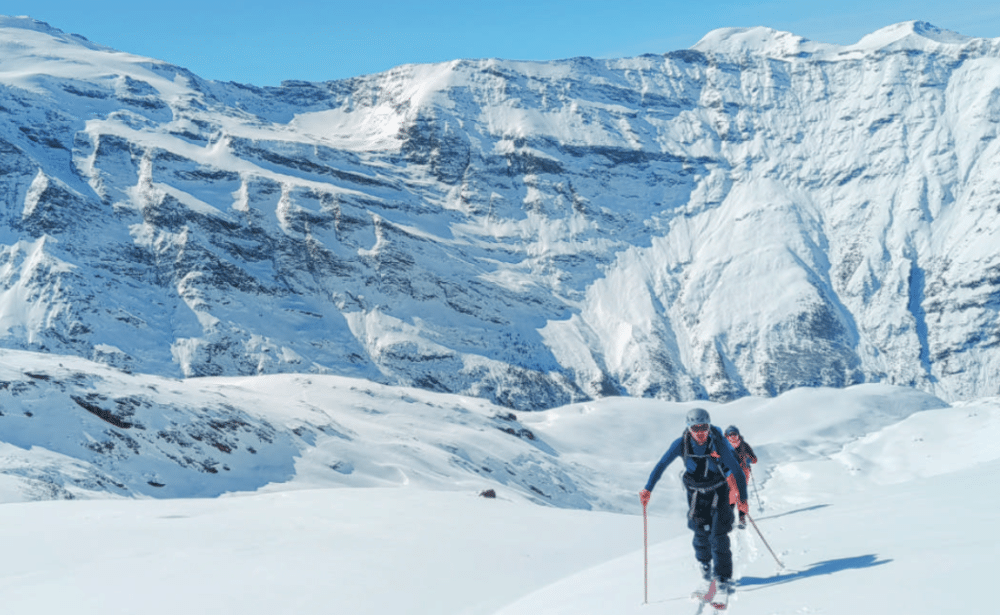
7;0;1000;86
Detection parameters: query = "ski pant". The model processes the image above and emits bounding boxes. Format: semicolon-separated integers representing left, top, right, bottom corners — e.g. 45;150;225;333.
686;482;735;580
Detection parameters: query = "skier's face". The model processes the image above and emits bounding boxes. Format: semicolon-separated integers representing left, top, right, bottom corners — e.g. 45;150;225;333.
689;424;710;445
727;434;741;447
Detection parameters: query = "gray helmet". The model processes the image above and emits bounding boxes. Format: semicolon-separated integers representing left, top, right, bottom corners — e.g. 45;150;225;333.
686;407;711;427
724;425;740;437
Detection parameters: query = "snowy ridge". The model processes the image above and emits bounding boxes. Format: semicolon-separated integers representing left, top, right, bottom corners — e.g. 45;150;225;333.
692;26;832;58
692;21;986;60
0;15;104;46
0;345;951;512
0;348;594;506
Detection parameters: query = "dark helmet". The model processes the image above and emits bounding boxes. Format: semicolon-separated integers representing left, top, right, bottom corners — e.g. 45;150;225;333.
686;407;711;427
724;425;740;437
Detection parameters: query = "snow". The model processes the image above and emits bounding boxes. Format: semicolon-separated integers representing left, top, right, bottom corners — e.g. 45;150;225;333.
0;15;999;612
692;26;834;59
693;20;987;61
0;489;638;615
289;105;406;151
848;21;975;52
0;348;993;613
499;462;993;614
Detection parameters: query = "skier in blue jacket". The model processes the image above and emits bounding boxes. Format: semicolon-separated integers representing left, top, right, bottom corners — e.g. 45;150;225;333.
639;407;748;596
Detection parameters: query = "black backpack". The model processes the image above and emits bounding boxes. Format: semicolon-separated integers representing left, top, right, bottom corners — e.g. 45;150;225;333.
680;426;728;492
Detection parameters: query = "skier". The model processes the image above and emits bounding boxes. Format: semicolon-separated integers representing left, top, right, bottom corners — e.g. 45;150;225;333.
723;425;757;528
639;408;748;602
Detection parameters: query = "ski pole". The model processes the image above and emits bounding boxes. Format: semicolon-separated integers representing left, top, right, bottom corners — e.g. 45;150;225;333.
745;512;784;569
750;471;764;513
642;501;649;604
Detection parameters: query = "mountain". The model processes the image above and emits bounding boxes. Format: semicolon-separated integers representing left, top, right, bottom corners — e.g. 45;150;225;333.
2;16;1000;410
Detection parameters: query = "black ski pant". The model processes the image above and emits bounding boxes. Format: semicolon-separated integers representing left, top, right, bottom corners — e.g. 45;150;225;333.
686;481;735;580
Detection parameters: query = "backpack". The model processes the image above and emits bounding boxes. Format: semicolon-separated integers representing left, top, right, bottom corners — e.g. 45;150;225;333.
679;426;729;492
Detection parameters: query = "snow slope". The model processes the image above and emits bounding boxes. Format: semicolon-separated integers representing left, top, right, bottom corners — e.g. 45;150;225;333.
0;346;994;613
501;397;1000;614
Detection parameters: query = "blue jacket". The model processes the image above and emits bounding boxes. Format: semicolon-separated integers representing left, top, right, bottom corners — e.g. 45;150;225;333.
644;425;749;502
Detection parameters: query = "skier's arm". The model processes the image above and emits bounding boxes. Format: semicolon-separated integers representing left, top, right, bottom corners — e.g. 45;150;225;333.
717;438;748;502
644;437;683;493
743;442;758;464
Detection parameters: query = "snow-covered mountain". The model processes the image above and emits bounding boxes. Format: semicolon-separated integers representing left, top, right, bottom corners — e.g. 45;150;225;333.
2;16;1000;409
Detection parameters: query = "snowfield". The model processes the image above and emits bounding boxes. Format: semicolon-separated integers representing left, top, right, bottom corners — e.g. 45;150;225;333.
0;348;993;614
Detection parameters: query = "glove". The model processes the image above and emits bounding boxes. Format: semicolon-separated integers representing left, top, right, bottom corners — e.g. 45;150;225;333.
639;489;651;506
737;499;749;514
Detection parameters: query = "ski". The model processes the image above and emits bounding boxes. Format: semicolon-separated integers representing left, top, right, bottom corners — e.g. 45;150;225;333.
691;578;717;603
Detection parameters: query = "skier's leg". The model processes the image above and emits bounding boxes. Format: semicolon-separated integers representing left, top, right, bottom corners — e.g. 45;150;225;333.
692;524;712;568
687;489;713;572
710;485;736;580
710;528;733;580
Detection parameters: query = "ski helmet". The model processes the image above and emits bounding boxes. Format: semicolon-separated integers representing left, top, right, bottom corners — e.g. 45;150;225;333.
724;425;740;437
686;407;711;428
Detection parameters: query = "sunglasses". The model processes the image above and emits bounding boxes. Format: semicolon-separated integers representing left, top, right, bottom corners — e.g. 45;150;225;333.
689;424;709;433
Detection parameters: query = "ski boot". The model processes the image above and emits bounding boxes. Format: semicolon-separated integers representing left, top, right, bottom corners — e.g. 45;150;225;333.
711;578;734;610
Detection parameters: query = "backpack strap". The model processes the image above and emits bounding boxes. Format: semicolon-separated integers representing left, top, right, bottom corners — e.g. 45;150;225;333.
682;429;712;478
681;427;728;485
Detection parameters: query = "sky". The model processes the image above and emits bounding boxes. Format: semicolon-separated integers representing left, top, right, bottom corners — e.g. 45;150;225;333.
6;0;1000;86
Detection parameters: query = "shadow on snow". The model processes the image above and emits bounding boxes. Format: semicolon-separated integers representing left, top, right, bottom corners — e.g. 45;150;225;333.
740;554;892;590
